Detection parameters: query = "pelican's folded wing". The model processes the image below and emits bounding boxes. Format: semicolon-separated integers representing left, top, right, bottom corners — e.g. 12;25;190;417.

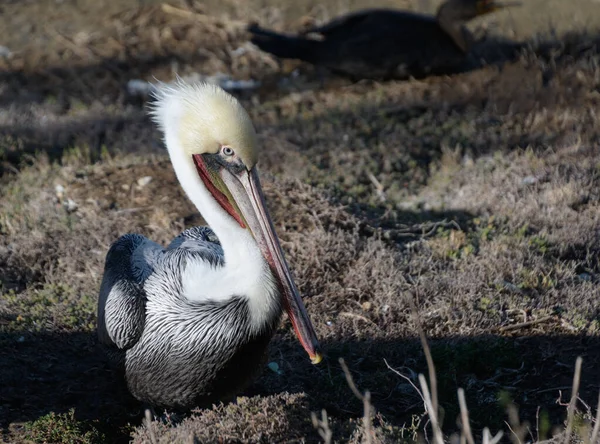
97;234;163;350
167;226;221;251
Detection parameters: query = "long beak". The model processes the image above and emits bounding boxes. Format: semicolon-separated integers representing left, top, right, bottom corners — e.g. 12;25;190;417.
219;165;322;364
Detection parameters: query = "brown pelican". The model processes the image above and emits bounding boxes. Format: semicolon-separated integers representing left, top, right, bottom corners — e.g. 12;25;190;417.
97;81;322;410
248;0;520;80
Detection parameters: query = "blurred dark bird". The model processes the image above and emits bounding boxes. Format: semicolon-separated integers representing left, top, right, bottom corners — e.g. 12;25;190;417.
97;81;321;410
248;0;520;80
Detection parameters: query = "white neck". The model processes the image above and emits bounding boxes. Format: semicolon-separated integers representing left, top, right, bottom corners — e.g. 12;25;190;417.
167;133;254;264
163;129;280;332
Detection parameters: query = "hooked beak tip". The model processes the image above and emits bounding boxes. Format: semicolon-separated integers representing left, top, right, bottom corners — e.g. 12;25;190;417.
311;353;323;365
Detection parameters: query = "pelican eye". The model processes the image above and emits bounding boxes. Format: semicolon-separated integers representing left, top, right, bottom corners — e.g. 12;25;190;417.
221;146;235;157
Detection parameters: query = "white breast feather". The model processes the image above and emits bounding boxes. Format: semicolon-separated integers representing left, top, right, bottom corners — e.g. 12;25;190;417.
180;245;279;333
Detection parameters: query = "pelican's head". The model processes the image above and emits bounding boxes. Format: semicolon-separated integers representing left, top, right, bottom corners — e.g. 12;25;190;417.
150;81;322;365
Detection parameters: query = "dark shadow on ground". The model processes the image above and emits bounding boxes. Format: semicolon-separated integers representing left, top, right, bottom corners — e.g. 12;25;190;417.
1;328;598;442
0;112;163;176
255;333;600;439
0;330;141;443
0;27;598;108
0;54;205;108
0;92;548;181
309;200;477;246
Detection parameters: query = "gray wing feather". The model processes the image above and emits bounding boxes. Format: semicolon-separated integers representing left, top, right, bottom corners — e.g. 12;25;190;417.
98;227;223;352
167;226;220;249
166;226;223;266
97;233;162;350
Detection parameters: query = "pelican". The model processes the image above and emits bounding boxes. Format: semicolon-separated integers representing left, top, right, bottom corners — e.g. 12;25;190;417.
97;81;322;410
248;0;520;80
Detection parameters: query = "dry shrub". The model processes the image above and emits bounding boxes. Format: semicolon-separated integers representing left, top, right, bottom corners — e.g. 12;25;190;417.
131;393;314;443
398;142;600;336
262;178;409;341
0;155;188;330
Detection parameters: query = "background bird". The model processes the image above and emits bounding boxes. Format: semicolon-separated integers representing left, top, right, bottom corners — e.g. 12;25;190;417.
248;0;520;80
97;81;322;410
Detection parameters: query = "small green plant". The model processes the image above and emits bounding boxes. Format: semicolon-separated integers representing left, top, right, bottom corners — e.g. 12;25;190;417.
518;268;557;290
5;283;96;332
24;409;104;444
529;235;550;255
516;223;530;238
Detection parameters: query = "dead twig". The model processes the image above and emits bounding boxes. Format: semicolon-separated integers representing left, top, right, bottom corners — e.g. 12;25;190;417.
144;409;158;444
504;398;529;444
161;3;245;27
360;219;459;243
161;3;209;20
311;409;332;444
409;296;439;425
114;207;151;215
418;374;444;444
339;358;373;444
482;427;504;444
564;356;583;443
499;315;555;332
535;385;573;395
590;390;600;444
505;419;522;444
366;171;386;202
384;359;425;405
44;26;98;60
535;406;541;442
457;389;475;444
339;311;379;327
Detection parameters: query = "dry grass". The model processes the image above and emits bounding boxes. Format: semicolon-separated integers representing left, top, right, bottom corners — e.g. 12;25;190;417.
133;393;314;443
1;1;600;443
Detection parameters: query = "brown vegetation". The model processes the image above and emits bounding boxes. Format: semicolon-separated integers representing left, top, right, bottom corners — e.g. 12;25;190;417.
1;0;600;442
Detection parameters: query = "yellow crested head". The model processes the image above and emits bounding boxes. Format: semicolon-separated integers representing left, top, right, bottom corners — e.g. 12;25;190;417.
150;80;259;169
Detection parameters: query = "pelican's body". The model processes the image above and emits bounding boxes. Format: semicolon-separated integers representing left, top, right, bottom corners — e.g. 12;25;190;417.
249;0;519;80
97;82;321;409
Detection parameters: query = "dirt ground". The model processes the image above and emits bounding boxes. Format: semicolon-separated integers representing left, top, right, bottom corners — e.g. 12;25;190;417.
1;0;600;443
